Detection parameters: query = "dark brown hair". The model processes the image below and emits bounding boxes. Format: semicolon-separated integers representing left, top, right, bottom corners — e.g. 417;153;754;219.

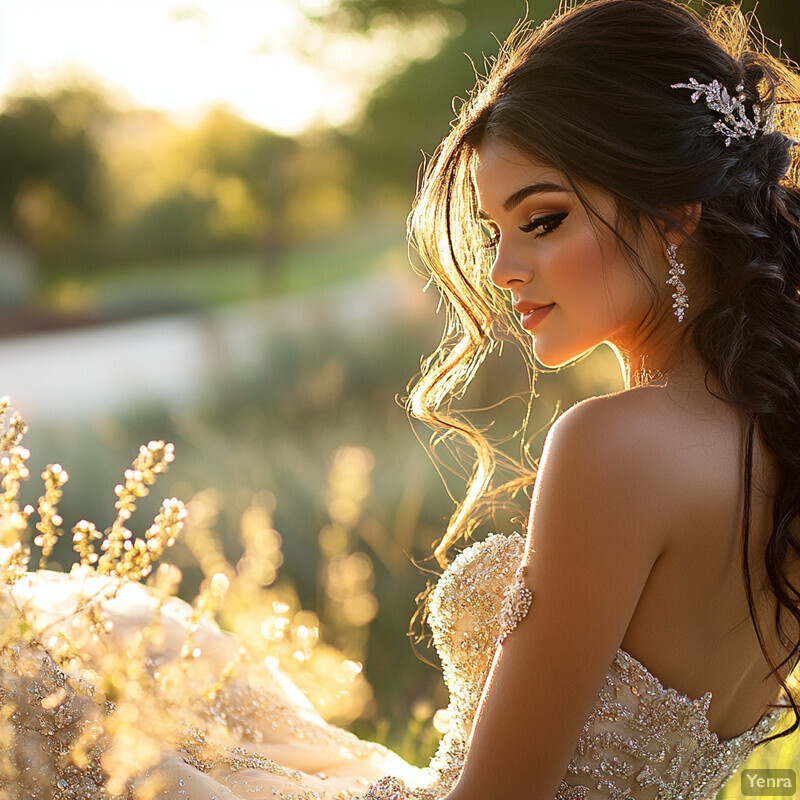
408;0;800;744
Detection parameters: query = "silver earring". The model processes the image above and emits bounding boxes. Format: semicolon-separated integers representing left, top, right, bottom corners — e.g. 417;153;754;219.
666;243;688;323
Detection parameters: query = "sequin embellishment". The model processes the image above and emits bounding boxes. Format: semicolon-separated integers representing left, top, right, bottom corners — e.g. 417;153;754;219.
363;776;408;799
497;565;533;643
419;533;791;800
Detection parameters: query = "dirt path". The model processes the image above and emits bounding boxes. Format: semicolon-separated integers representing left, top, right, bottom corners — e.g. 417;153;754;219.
0;269;434;423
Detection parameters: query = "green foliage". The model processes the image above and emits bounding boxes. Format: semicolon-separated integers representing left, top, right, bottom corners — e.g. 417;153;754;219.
82;108;299;269
338;0;560;199
0;85;110;254
2;0;800;285
0;93;359;280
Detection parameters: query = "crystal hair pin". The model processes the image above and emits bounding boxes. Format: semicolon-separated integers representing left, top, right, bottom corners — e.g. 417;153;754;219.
671;77;776;146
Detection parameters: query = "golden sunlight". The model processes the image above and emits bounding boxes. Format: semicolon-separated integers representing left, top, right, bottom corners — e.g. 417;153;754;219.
0;0;451;135
0;0;332;134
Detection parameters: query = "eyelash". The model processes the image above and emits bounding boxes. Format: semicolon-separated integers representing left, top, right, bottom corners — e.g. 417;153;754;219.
482;211;568;249
521;211;569;237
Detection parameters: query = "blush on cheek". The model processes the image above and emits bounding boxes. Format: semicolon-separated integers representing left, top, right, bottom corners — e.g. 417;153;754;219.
556;230;609;296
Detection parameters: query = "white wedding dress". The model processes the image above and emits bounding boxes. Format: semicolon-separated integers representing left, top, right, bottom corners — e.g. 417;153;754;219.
0;532;790;800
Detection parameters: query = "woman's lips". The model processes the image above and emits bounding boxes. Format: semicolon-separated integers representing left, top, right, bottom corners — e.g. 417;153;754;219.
521;303;555;331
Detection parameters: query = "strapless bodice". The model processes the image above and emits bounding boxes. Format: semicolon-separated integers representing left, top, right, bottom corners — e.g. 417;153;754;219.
423;532;790;800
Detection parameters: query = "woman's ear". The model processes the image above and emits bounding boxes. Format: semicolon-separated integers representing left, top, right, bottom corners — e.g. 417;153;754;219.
661;201;702;243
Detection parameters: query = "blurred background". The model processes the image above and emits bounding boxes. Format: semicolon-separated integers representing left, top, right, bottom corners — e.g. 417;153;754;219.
1;0;798;773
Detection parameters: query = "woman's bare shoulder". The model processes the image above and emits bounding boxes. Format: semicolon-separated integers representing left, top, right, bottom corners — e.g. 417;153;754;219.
543;385;729;518
547;385;691;454
530;388;677;571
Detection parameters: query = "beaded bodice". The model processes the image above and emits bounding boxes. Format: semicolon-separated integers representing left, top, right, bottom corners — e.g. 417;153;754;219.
423;532;790;800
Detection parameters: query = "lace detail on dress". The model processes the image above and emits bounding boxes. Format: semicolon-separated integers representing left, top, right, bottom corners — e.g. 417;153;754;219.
418;532;791;800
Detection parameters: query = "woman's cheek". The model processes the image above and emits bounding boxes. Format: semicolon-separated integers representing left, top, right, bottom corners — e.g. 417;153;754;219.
552;236;608;313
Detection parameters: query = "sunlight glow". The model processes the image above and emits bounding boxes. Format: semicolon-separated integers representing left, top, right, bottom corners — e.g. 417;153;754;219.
0;0;453;135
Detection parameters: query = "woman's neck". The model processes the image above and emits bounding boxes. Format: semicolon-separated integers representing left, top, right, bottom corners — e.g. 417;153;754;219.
611;322;712;393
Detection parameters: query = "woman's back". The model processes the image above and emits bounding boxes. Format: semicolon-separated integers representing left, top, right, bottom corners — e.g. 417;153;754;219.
609;378;796;741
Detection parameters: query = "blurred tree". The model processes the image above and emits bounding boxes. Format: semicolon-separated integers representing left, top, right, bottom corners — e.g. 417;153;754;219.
90;107;301;267
332;0;554;199
0;91;356;279
0;85;110;266
101;108;351;269
185;116;354;261
180;108;288;257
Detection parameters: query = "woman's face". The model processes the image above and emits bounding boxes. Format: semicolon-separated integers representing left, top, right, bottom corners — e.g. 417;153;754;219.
474;138;669;368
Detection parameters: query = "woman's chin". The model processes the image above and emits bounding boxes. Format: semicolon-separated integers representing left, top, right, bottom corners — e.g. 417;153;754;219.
533;340;597;370
532;343;579;369
533;353;574;369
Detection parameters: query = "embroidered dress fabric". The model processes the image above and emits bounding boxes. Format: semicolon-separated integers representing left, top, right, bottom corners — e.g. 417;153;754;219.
0;534;790;800
422;533;790;800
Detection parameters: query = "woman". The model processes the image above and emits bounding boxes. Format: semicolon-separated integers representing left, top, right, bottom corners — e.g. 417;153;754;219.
1;0;799;798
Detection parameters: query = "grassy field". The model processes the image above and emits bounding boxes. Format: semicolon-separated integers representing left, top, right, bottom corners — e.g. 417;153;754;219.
41;226;409;317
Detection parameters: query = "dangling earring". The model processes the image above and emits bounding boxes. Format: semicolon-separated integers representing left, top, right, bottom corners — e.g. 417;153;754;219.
665;243;688;323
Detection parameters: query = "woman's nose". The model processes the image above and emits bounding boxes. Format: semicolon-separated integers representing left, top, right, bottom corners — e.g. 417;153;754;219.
489;242;533;290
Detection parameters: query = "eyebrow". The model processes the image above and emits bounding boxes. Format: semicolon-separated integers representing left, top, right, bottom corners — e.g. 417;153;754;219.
502;181;572;211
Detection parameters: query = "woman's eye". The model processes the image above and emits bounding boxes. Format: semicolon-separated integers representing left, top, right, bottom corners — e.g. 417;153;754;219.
520;211;568;238
481;221;501;249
